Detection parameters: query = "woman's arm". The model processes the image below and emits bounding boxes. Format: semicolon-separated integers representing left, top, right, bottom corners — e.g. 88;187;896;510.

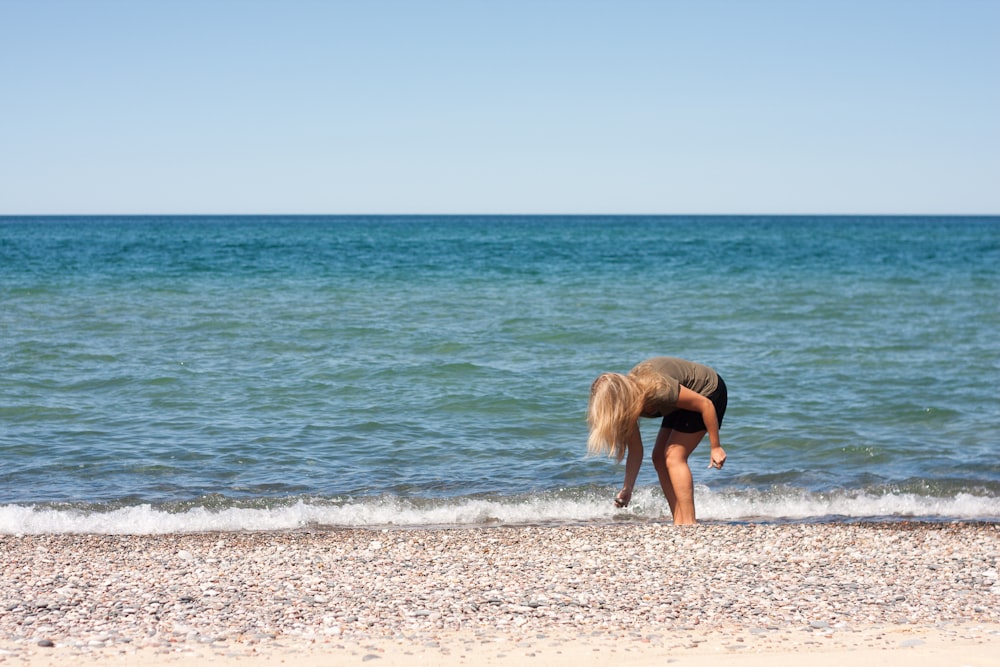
615;424;643;507
676;386;726;469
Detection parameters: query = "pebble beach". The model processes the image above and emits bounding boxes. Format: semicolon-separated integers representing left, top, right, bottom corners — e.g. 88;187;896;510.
2;522;998;666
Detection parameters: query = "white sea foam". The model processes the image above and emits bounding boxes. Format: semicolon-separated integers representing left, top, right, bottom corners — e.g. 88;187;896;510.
2;487;998;535
695;487;1000;522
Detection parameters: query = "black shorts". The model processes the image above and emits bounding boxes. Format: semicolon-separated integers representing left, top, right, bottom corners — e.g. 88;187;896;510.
660;375;728;433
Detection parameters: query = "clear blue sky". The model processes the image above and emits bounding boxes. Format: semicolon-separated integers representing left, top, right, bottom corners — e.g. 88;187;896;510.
2;0;997;215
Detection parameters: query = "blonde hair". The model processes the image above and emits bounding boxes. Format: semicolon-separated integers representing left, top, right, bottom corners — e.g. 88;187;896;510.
587;372;645;462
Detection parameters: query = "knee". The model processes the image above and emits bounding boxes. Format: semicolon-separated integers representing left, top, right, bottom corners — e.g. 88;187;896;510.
651;450;667;471
665;447;689;469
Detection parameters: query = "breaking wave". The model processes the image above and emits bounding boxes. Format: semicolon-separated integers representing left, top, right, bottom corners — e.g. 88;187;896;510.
2;486;998;534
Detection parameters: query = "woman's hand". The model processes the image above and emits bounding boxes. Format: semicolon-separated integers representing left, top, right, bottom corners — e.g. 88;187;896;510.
617;427;642;508
708;446;727;469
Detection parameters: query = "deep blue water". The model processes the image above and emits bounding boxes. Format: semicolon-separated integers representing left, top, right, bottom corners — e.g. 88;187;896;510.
1;216;998;532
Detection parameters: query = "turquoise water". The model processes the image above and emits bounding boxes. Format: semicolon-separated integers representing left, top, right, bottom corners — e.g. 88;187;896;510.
1;216;998;532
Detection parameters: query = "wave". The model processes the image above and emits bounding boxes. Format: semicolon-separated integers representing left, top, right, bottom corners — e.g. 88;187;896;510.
2;486;998;535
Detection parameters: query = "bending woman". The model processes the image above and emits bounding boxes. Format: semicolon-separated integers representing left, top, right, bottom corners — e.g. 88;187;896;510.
587;357;728;525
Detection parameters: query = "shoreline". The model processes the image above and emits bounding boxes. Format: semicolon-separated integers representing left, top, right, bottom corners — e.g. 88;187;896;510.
1;522;997;665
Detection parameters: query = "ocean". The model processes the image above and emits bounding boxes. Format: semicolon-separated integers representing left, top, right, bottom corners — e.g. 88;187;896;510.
1;215;998;533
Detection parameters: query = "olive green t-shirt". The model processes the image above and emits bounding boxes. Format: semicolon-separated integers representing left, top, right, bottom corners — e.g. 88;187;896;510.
628;357;719;418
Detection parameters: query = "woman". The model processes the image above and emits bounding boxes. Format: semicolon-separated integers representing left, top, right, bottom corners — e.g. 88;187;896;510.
587;357;728;525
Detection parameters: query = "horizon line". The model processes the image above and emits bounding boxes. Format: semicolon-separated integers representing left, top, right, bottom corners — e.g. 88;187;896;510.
2;212;998;219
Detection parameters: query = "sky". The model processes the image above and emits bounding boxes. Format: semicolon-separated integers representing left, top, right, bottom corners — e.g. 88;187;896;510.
1;0;998;215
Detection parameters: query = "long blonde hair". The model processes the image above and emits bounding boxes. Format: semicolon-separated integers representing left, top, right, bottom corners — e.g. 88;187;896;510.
587;372;645;462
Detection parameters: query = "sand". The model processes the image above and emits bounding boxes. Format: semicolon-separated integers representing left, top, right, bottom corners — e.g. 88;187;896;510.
1;522;997;666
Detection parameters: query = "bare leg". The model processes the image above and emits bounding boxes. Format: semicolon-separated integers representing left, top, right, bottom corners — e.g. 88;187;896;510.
651;428;706;525
651;428;678;515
